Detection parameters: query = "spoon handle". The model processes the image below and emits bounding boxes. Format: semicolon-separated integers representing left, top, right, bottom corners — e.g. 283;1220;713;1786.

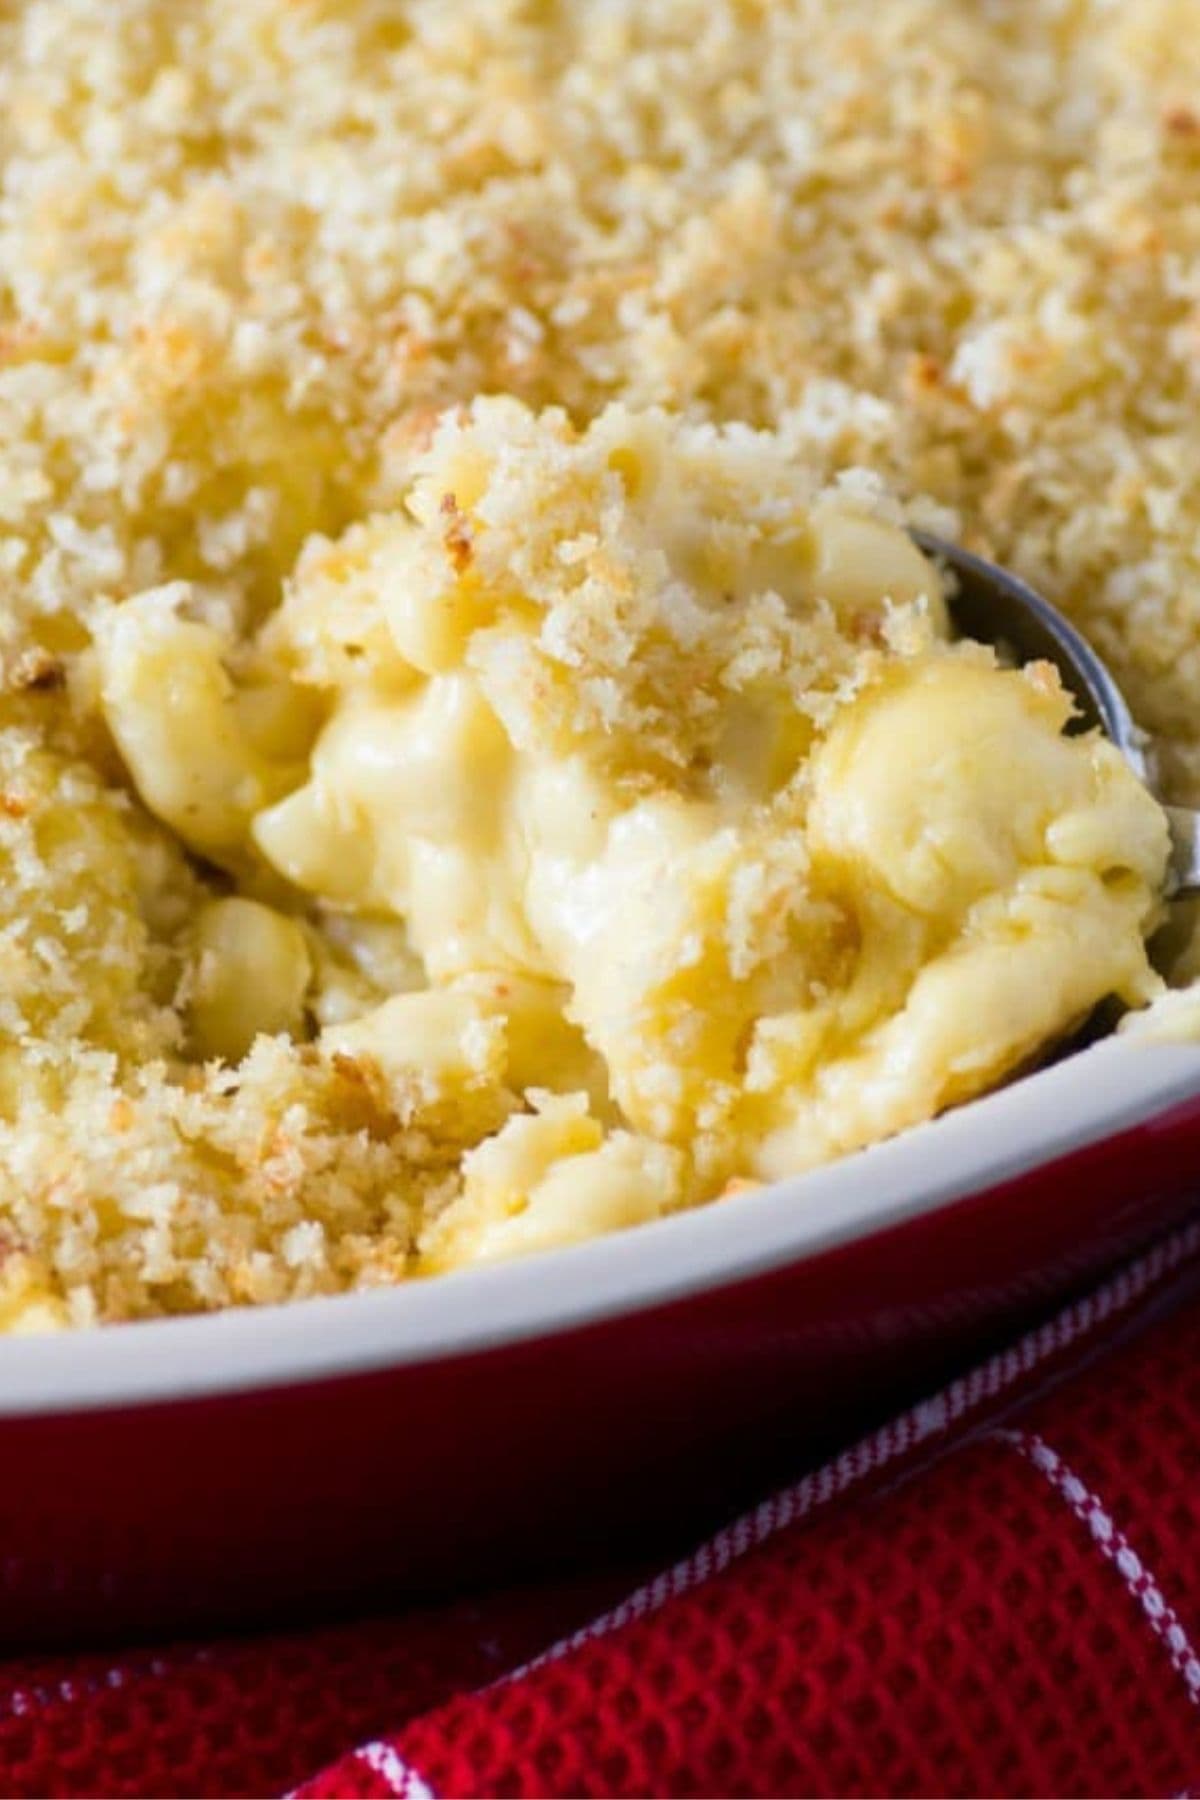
1165;806;1200;898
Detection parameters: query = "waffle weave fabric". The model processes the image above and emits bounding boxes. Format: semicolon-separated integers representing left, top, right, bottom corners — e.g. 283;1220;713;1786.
2;1225;1200;1799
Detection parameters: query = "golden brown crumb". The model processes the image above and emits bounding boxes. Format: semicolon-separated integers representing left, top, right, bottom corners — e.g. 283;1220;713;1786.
8;651;65;693
439;493;474;574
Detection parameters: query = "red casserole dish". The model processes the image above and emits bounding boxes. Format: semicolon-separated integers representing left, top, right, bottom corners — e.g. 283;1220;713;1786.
1;1035;1198;1650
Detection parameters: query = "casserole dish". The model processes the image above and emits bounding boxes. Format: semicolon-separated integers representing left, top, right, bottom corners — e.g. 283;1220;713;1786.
1;1034;1198;1651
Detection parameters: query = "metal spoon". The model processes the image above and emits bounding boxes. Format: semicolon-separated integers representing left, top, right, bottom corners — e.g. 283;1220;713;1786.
913;532;1200;898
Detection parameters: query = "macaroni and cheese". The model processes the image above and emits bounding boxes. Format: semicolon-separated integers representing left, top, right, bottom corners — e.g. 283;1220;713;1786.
0;0;1195;1327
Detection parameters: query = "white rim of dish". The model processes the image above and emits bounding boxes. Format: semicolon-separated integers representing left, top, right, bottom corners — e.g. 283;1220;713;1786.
1;1036;1197;1417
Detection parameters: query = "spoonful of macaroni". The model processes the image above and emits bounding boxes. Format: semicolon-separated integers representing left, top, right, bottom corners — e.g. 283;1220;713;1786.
920;534;1200;899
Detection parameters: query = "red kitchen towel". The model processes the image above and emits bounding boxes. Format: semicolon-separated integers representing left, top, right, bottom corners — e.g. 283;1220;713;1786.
2;1220;1200;1800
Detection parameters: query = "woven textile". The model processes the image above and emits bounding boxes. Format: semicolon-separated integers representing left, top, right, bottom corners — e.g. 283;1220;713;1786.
3;1224;1200;1799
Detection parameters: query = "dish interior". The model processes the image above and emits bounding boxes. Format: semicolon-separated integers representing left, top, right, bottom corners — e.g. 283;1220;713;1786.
1;0;1199;1331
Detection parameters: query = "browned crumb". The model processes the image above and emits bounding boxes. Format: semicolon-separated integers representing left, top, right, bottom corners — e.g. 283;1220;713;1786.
9;650;66;693
439;493;474;574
